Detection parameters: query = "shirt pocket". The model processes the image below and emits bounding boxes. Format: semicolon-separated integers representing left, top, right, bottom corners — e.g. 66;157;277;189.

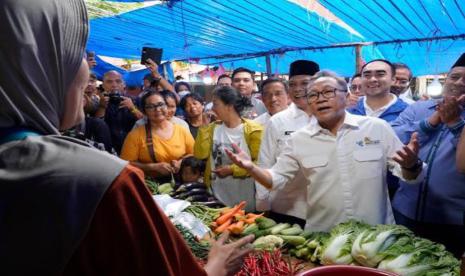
353;147;384;178
301;155;331;182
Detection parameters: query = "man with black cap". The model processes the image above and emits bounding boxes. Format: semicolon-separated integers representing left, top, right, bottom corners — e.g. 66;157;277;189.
391;53;465;257
255;60;319;227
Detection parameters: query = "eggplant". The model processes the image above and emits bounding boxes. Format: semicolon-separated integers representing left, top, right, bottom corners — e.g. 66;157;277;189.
201;200;225;208
186;194;209;202
175;188;208;199
174;182;206;193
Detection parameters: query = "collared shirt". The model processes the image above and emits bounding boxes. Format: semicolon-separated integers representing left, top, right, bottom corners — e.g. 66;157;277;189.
256;103;311;218
268;112;424;231
253;112;271;126
363;94;398;117
391;100;465;225
349;95;408;123
399;88;416;105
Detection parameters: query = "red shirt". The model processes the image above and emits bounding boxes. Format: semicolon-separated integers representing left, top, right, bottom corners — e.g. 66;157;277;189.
63;165;207;276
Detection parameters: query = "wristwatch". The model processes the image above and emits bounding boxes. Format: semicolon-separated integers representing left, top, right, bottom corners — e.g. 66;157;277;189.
402;158;422;172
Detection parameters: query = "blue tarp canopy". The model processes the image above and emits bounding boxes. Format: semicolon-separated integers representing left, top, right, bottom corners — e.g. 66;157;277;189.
88;0;465;76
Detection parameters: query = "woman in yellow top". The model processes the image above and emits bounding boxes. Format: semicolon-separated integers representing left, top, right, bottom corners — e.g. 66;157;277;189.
121;91;194;181
194;86;263;212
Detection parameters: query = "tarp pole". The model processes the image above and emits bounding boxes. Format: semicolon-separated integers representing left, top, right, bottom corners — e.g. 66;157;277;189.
266;54;272;77
355;44;363;73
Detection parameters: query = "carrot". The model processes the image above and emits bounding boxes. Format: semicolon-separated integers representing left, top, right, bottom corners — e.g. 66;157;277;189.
243;213;264;224
246;212;264;218
220;207;232;215
215;201;246;225
214;218;233;233
228;221;245;235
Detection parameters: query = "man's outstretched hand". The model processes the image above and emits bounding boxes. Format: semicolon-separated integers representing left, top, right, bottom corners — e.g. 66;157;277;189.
224;144;254;171
204;231;254;276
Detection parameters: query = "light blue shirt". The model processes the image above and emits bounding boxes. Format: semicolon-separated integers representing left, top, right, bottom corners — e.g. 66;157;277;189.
391;99;465;225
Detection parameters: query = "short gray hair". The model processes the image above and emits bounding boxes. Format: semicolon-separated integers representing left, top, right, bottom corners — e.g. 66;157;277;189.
310;70;348;91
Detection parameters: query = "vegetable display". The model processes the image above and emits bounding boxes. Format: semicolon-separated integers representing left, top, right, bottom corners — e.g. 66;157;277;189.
174;224;210;260
286;220;460;275
184;203;224;226
235;249;304;276
154;192;461;276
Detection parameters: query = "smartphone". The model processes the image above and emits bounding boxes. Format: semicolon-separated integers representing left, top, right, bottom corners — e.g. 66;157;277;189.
141;47;163;65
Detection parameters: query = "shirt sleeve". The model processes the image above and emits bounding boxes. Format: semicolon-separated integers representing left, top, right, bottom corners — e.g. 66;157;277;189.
390;103;436;145
255;121;277;207
268;137;301;191
119;127;141;161
183;127;195;155
383;120;426;184
63;165;207;276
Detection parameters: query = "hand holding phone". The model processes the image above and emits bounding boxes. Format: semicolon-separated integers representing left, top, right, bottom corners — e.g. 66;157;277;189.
141;47;162;65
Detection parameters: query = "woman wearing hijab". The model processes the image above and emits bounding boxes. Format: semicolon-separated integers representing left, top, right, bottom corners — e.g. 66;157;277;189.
120;91;194;181
0;0;252;275
194;86;263;212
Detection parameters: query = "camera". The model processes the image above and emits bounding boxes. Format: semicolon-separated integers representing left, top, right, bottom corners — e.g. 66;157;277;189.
108;92;123;105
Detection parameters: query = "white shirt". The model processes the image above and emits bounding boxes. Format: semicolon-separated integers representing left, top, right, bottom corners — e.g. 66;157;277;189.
253;112;271;126
211;124;255;212
133;116;189;130
268;112;425;231
256;103;311;218
204;102;213;111
363;94;397;117
399;88;416;105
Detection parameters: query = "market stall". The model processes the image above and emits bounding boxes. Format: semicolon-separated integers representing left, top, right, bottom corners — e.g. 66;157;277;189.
148;179;461;276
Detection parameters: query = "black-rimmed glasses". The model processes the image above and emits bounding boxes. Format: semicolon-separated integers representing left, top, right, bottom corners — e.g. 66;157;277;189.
306;88;347;104
145;102;166;110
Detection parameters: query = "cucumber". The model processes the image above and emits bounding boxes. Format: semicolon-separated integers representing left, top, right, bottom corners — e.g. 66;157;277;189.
279;235;306;246
158;183;173;194
242;223;259;236
269;223;291;235
255;217;277;229
295;247;309;258
279;226;303;235
300;230;313;239
253;229;271;238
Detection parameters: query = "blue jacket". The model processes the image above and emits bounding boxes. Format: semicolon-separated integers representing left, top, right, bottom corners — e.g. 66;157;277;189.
391;100;465;225
348;97;408;122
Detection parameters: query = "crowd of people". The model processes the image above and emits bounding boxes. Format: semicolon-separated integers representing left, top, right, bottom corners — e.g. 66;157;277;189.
1;0;464;274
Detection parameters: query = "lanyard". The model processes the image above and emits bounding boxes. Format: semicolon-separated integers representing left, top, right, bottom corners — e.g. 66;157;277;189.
415;126;447;221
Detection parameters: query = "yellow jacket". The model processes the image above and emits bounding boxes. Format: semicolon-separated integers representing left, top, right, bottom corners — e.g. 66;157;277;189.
194;118;263;187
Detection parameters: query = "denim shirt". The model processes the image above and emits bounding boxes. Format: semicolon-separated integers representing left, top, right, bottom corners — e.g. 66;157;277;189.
390;100;465;225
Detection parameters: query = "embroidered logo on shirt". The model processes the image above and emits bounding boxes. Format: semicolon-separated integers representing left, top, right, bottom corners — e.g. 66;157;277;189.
356;137;381;147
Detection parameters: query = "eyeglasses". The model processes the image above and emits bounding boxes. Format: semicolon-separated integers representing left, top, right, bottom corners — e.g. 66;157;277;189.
145;102;166;110
306;88;346;104
350;85;362;92
395;79;410;86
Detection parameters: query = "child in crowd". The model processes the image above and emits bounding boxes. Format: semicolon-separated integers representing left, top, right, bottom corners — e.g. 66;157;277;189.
179;156;206;184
